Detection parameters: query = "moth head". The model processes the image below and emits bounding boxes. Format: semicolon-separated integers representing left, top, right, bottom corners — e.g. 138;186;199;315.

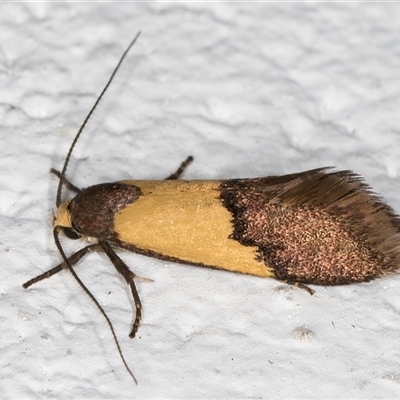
52;200;81;240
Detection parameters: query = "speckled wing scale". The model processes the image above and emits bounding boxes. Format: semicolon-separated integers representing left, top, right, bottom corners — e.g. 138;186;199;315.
220;169;400;285
23;33;400;384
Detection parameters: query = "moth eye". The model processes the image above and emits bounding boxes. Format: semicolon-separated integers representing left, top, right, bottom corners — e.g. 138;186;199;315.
63;227;81;240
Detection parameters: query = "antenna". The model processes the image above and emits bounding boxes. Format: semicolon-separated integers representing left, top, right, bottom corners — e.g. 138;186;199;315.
56;31;141;207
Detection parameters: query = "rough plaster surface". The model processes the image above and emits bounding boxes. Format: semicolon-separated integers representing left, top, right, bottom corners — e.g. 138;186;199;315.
2;3;400;399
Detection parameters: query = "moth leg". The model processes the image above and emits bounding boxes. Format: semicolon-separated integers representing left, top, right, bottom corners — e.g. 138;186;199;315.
293;282;315;296
165;156;194;180
23;243;103;289
50;168;81;193
101;242;143;338
278;279;315;296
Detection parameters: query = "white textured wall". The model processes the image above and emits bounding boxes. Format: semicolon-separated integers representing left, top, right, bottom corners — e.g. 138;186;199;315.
2;3;400;399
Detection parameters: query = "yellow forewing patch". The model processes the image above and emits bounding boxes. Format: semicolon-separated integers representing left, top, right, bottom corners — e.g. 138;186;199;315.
115;180;273;277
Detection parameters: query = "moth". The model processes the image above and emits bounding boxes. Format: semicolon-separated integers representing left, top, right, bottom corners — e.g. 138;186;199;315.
23;32;400;383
